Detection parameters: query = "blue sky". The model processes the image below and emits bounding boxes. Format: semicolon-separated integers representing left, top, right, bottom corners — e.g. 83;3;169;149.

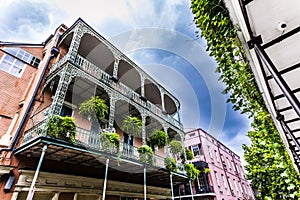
0;0;251;164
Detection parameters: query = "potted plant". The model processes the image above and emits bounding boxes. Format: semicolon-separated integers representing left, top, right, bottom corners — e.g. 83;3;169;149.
184;163;200;180
78;96;108;137
169;140;184;156
122;115;142;136
180;149;194;161
164;156;178;172
149;129;169;149
100;132;120;153
44;115;76;143
137;145;154;165
203;168;211;174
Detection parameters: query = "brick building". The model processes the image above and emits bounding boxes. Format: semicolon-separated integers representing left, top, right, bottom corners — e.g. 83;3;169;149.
184;129;255;200
0;18;217;200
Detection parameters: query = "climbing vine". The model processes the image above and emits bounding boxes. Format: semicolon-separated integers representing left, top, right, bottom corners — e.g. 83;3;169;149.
191;0;300;199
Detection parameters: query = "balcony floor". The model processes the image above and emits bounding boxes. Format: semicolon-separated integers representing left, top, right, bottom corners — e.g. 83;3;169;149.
14;136;188;188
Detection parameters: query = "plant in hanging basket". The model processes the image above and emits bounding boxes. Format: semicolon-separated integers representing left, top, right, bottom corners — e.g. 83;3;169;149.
137;145;154;165
149;129;169;148
78;96;108;123
122;115;142;136
180;149;194;161
164;156;178;172
44;115;76;143
184;163;200;180
169;140;184;155
203;168;211;174
100;132;120;153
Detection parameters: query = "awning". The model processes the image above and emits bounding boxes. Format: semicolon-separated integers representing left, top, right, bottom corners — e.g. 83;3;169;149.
226;0;300;170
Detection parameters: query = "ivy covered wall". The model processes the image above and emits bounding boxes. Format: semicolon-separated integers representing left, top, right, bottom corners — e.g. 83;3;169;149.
190;0;300;199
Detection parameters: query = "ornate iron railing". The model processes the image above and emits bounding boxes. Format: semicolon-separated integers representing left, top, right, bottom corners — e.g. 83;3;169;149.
22;123;178;169
74;54;183;130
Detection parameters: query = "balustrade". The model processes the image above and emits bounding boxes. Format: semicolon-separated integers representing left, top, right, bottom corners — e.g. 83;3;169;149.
22;123;172;169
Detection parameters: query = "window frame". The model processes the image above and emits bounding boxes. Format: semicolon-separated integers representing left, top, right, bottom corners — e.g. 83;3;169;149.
0;53;26;77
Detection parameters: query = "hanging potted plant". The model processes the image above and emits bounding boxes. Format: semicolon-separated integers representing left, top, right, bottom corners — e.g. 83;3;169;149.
184;163;200;180
122;115;142;136
149;129;169;149
99;132;120;153
180;149;194;161
44;115;77;143
164;156;178;172
169;140;184;156
203;168;211;174
78;96;108;135
137;145;154;165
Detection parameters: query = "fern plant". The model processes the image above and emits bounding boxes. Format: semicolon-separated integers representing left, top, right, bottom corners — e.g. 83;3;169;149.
149;129;169;148
44;115;76;143
100;132;120;153
122;115;142;136
137;145;154;165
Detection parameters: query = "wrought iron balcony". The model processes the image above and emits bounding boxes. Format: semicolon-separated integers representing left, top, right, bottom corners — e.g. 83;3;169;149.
22;120;184;171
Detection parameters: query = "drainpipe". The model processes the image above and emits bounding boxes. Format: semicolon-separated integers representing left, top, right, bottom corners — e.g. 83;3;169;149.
26;144;48;200
0;37;60;153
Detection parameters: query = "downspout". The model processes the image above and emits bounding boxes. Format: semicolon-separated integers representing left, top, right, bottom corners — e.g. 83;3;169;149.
0;36;60;153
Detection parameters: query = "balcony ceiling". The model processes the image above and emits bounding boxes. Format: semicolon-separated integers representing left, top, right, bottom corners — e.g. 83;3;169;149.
235;0;300;169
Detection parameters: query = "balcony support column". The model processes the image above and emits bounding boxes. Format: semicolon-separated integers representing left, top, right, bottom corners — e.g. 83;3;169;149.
26;144;48;200
68;22;84;62
141;75;145;97
144;167;147;200
112;58;119;79
48;65;75;116
108;97;116;128
141;114;146;145
170;173;174;200
160;89;166;113
189;180;194;200
102;158;109;200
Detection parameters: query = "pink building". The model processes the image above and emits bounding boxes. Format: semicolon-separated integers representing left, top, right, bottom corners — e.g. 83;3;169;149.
185;128;255;200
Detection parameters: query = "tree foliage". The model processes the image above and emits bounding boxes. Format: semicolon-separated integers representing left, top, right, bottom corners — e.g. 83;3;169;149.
191;0;300;198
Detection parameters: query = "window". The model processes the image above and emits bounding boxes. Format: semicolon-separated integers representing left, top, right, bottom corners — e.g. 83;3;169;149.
236;163;240;173
221;174;229;195
189;133;195;137
215;150;220;162
233;179;240;197
60;105;73;117
226;157;231;169
208;146;213;159
214;171;220;187
192;145;200;157
0;54;26;77
0;48;40;77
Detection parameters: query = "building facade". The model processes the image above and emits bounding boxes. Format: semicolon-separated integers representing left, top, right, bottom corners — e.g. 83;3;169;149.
0;18;217;200
184;129;255;200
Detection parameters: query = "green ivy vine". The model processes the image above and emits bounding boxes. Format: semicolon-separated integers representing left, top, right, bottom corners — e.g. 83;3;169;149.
191;0;300;199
